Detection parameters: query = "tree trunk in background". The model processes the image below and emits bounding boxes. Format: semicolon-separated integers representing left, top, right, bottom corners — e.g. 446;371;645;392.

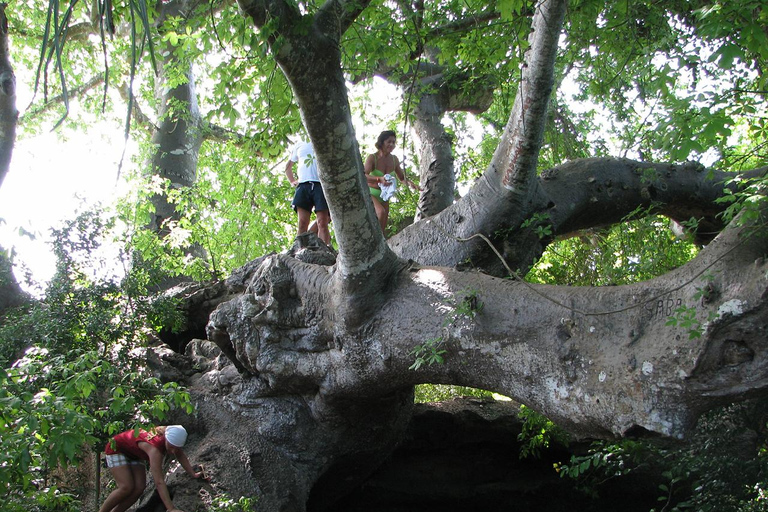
0;5;25;317
0;246;27;318
398;59;494;221
145;0;203;236
0;3;17;190
413;93;455;220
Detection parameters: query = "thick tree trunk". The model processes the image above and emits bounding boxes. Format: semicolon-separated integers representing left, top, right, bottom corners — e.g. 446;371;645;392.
208;209;768;439
0;5;24;316
0;3;16;190
0;247;27;318
413;94;455;220
146;63;203;235
392;158;766;276
146;1;204;234
181;201;768;510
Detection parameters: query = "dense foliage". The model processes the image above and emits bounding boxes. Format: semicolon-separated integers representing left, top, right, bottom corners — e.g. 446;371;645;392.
0;211;193;510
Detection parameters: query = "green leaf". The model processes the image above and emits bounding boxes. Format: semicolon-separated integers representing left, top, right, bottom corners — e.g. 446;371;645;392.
498;0;522;21
19;447;31;473
714;43;743;69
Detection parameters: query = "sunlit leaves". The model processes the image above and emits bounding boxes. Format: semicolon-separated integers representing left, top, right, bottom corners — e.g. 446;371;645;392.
556;1;768;166
413;384;492;403
189;144;297;273
527;211;699;286
497;0;526;21
119;137;298;280
694;1;768;69
715;173;768;231
518;404;570;458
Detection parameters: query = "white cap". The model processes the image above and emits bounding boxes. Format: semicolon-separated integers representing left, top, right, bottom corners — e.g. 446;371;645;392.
165;425;188;447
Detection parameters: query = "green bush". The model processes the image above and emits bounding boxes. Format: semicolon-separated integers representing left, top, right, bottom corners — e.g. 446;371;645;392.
0;209;193;510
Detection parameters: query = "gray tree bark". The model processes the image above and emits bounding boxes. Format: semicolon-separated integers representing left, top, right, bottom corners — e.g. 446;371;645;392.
413;93;455;219
0;3;16;190
209;212;768;437
408;63;494;221
0;4;25;318
145;0;205;236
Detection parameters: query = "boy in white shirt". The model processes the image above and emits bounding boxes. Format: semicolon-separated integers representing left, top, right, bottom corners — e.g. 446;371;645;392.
284;140;331;245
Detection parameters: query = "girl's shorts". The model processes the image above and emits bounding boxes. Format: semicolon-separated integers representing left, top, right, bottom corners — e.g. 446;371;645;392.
105;453;144;468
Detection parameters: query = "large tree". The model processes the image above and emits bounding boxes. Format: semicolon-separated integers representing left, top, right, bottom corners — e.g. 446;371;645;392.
175;0;768;510
11;0;768;509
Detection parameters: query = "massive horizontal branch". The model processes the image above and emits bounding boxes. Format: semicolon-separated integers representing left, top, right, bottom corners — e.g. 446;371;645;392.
392;158;768;276
207;208;768;440
542;159;767;238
